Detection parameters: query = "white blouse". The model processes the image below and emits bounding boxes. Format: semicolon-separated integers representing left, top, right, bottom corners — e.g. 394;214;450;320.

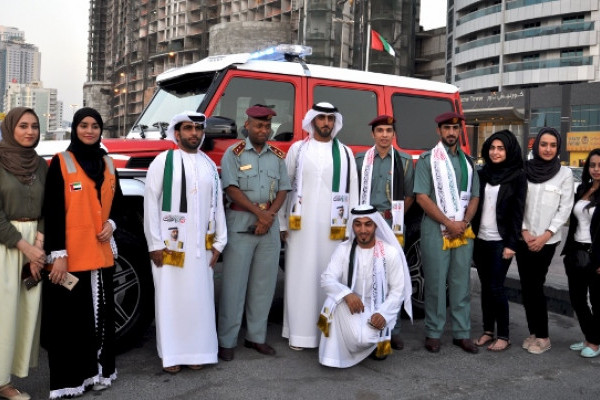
573;200;594;243
478;183;502;241
522;166;574;244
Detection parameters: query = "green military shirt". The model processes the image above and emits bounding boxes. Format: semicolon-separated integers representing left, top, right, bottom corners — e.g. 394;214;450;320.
355;148;414;213
413;144;480;207
220;137;291;233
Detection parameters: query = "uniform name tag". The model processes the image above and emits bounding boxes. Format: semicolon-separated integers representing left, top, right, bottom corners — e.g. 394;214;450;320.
240;164;252;171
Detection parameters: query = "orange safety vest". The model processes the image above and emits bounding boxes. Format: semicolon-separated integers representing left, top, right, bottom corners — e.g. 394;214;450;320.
57;151;116;272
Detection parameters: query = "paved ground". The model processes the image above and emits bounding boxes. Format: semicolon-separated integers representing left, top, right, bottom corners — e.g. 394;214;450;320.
12;241;600;399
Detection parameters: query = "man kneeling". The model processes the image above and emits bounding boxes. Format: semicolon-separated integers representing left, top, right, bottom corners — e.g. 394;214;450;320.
318;205;412;368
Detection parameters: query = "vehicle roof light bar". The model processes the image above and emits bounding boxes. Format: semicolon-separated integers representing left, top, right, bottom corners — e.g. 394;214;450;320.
248;44;313;61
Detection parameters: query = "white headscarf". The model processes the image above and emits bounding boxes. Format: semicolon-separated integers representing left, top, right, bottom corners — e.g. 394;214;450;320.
347;204;413;320
301;102;343;138
166;111;206;145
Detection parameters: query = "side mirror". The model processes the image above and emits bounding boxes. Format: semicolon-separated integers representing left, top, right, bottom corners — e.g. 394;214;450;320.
204;116;237;139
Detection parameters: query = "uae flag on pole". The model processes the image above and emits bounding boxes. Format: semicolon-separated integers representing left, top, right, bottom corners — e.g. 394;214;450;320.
371;29;395;57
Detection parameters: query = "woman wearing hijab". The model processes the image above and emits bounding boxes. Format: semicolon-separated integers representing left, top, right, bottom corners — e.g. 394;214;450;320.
517;127;573;355
42;108;123;399
561;148;600;358
0;108;47;400
471;130;526;352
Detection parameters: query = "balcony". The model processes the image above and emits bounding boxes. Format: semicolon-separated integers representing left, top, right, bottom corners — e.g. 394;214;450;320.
457;4;501;26
503;56;593;72
505;21;594;41
456;34;500;53
455;65;499;81
506;0;556;10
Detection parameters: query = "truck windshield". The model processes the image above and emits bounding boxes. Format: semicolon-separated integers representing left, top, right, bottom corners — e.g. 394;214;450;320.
129;74;213;138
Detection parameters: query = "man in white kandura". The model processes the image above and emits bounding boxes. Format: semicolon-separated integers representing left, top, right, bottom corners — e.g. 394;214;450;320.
144;111;227;373
280;102;359;350
318;204;412;368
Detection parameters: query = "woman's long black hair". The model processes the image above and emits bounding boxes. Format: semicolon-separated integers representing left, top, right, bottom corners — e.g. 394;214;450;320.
579;148;600;210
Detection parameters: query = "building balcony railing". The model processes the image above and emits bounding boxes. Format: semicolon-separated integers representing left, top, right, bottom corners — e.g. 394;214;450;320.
503;56;593;72
455;34;500;53
506;0;556;10
457;4;501;26
455;65;499;81
505;21;594;41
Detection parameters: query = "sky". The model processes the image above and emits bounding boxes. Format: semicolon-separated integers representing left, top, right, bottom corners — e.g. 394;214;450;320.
0;0;447;122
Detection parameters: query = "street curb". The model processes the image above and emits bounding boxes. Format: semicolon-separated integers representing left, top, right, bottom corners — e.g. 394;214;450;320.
469;269;574;317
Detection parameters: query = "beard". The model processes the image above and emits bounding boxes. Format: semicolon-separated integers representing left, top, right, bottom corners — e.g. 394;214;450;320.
314;125;332;139
179;136;201;151
441;135;458;148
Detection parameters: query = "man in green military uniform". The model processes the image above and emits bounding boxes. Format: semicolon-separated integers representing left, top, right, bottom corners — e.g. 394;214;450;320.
355;114;414;350
217;105;291;361
414;112;480;354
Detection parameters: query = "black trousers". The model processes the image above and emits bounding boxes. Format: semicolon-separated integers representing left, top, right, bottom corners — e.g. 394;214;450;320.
515;241;558;339
474;239;512;340
564;247;600;345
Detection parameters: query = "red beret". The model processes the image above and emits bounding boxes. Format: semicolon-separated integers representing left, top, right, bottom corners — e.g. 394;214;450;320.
246;104;277;120
435;112;464;125
368;114;395;127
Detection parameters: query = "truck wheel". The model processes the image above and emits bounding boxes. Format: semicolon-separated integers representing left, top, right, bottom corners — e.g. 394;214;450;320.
113;230;154;353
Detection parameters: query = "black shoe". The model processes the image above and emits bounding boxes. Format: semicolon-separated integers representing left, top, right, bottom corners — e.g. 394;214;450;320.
244;340;276;356
391;334;404;350
218;346;235;361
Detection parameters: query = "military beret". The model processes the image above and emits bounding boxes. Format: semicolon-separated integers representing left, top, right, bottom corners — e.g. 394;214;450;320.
246;104;277;120
435;111;464;125
368;114;396;128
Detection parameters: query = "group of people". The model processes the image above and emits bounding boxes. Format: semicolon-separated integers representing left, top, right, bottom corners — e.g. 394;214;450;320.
2;101;599;398
1;106;121;400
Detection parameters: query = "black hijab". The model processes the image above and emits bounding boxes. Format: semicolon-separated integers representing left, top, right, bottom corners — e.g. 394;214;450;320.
67;107;107;187
480;129;523;185
525;127;562;183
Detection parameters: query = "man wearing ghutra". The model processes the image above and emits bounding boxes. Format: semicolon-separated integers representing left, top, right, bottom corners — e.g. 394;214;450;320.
317;205;412;368
355;114;415;350
280;102;359;350
144;111;227;373
414;111;480;354
217;105;291;362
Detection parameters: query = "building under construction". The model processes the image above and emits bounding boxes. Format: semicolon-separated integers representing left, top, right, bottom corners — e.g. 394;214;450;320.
86;0;421;136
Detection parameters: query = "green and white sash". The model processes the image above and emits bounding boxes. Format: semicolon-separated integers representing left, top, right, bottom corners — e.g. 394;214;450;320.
430;142;474;249
161;150;219;267
289;138;351;240
360;146;406;245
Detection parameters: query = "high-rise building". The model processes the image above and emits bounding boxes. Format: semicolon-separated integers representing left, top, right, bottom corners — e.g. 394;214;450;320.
4;81;58;134
0;26;42;112
447;0;600;93
86;0;419;136
446;0;600;163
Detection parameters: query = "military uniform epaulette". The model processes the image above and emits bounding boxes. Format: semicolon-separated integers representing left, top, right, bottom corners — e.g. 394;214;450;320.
269;143;286;159
232;140;246;156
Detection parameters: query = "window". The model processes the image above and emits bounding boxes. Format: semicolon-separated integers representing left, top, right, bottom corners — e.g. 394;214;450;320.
530;107;560;136
561;48;583;58
572;105;600;132
391;94;454;150
313;85;378;146
563;15;584;24
522;53;540;61
212;77;296;141
523;21;541;29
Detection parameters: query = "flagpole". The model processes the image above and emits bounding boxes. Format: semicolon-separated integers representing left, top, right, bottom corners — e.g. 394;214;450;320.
365;23;371;72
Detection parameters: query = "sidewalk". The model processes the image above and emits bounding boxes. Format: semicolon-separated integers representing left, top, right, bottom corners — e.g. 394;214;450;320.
15;288;599;400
